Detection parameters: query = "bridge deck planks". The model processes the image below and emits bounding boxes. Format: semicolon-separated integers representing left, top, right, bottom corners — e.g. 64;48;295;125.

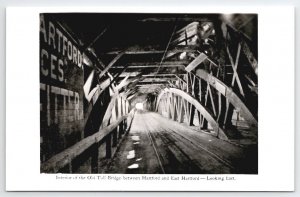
103;111;257;174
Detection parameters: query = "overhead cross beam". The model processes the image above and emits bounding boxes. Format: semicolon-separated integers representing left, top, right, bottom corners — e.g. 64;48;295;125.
119;72;187;78
105;45;198;55
98;51;125;79
117;75;144;91
137;81;170;85
137;84;166;86
138;77;177;83
175;22;199;36
112;61;188;69
138;17;213;22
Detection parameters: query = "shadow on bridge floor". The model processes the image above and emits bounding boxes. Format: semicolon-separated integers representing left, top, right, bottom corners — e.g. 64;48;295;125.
102;110;257;174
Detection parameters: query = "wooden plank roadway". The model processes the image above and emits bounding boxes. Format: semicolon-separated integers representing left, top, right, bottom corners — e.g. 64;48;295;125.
103;111;257;174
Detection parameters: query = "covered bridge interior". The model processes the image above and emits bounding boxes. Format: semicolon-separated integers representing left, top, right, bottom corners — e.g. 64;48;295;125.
40;13;258;174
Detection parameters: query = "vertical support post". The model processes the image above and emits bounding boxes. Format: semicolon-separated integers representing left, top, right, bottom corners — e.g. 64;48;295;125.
173;95;177;121
118;96;122;118
106;134;112;158
119;121;124;136
223;99;234;129
207;84;217;116
111;100;117;122
91;143;99;173
236;111;239;127
183;100;189;124
123;119;127;133
189;105;195;126
217;94;227;128
112;128;118;147
68;160;73;173
199;78;202;102
201;118;208;130
178;97;184;123
186;74;189;93
217;92;222;122
166;93;172;119
197;111;202;130
163;97;166;116
122;99;126;116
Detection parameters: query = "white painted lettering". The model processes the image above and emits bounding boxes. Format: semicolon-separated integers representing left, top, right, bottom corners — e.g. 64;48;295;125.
48;21;56;50
56;28;63;53
50;54;57;80
67;40;73;61
40;14;47;43
41;49;49;76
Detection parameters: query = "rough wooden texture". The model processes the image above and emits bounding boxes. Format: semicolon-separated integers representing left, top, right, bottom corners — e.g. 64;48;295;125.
41;115;129;173
103;111;257;174
195;69;257;127
185;53;207;72
241;39;258;75
106;45;197;55
98;52;125;79
156;88;228;140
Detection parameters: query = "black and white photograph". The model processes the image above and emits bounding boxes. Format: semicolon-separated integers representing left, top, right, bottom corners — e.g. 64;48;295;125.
4;4;295;191
40;13;258;174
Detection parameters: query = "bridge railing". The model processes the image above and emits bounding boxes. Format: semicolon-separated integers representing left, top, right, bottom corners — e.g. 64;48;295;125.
41;111;135;173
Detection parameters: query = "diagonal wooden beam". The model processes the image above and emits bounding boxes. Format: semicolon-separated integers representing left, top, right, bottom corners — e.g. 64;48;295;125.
241;40;258;75
99;51;125;79
84;28;108;51
171;28;198;45
226;44;245;97
207;84;217;116
116;75;130;90
195;69;257;127
230;43;242;86
175;22;199;35
156;88;228;140
185;53;208;72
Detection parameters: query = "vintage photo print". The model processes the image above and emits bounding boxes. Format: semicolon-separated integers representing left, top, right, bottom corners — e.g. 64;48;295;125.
6;6;294;191
40;13;258;174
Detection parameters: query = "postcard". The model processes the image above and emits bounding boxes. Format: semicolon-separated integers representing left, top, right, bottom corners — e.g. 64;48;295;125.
6;6;294;191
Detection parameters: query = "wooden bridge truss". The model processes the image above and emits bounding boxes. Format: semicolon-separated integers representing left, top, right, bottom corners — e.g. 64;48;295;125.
41;13;258;173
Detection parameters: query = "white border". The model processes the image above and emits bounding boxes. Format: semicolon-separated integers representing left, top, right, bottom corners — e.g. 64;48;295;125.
6;6;294;191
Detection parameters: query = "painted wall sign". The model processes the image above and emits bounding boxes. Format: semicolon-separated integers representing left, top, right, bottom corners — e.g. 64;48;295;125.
40;14;84;162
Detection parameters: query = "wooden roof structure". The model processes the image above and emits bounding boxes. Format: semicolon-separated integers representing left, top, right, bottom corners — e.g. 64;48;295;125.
50;13;257;95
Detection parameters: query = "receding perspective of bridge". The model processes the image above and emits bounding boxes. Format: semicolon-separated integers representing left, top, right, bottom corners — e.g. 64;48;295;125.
40;13;258;174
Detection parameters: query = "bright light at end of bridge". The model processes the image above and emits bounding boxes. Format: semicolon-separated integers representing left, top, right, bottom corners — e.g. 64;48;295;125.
135;103;144;110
